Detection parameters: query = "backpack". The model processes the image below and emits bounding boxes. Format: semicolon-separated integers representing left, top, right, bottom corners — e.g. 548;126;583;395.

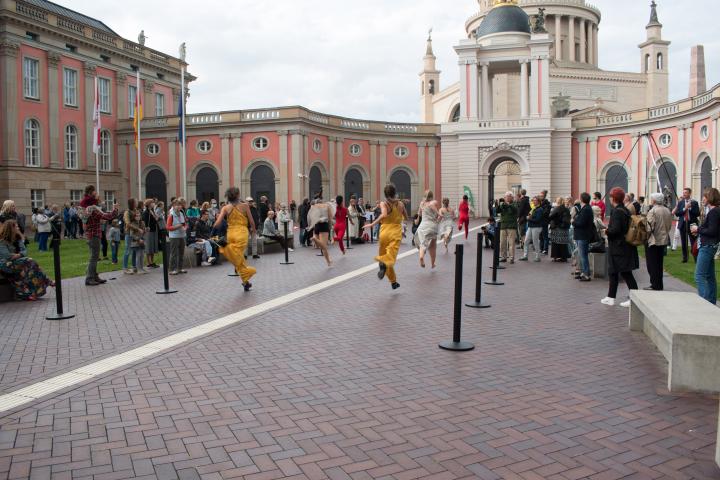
625;214;649;246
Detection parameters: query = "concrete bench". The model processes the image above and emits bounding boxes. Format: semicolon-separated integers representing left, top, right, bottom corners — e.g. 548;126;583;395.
629;290;720;393
589;252;607;279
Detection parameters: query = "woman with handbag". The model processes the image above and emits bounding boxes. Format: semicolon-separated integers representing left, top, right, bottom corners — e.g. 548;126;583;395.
548;197;571;262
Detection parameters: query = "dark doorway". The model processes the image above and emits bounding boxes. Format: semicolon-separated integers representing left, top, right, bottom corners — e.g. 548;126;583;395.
701;156;713;193
389;169;411;207
145;169;167;204
656;160;677;209
309;166;322;200
344;168;363;200
251;164;275;204
488;157;521;212
605;165;628;215
196;167;219;203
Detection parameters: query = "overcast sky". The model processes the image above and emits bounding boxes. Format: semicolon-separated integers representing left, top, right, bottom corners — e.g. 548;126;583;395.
68;0;718;122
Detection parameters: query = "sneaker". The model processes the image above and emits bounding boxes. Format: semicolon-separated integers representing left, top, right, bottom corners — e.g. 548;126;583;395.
169;271;179;276
207;257;216;264
533;257;541;262
519;256;528;261
499;258;507;263
179;270;188;274
600;297;615;306
579;275;591;282
620;300;631;308
201;262;211;267
288;248;294;252
391;282;400;290
136;269;147;275
124;269;134;275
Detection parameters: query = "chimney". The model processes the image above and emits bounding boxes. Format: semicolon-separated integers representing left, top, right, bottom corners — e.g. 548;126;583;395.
689;45;707;97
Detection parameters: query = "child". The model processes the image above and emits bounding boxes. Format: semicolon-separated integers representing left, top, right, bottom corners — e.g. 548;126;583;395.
126;211;147;274
481;217;496;248
108;219;121;264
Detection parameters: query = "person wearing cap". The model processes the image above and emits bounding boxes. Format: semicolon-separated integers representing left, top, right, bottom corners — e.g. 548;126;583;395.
645;192;673;291
246;196;260;259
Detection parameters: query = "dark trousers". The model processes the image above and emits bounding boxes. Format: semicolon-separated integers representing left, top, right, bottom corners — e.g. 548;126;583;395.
100;233;108;258
679;223;697;262
264;234;288;250
608;271;638;299
540;224;549;252
169;237;185;272
86;237;100;281
645;245;666;290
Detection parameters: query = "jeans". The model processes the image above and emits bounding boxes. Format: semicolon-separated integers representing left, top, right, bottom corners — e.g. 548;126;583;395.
86;237;100;281
111;241;119;263
500;229;516;260
695;245;717;305
122;234;136;269
193;240;213;261
169;237;185;272
37;232;49;251
575;239;590;276
523;227;542;259
133;247;145;271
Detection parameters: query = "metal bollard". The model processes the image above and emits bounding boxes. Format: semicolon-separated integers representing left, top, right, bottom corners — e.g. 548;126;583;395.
156;235;178;295
485;222;505;286
439;244;475;351
280;221;293;265
46;238;75;320
466;232;491;309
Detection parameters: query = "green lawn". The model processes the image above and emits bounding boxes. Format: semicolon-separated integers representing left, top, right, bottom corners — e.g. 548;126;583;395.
657;247;720;300
27;238;163;280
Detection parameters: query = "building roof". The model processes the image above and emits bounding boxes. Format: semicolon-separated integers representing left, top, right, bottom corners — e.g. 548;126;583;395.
475;2;530;38
23;0;117;35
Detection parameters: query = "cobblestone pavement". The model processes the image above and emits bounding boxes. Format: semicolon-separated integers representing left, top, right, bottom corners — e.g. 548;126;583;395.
0;230;718;479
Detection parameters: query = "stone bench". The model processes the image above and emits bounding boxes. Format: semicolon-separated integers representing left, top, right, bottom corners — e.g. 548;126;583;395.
629;290;720;393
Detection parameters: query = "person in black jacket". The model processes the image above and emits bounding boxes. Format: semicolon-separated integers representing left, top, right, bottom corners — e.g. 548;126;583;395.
516;189;530;248
673;187;701;263
246;197;261;258
539;190;552;254
571;193;595;281
299;198;311;247
548;197;572;263
601;187;639;307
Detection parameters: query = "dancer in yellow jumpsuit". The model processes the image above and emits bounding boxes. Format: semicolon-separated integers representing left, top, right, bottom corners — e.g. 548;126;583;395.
214;187;257;291
364;184;407;290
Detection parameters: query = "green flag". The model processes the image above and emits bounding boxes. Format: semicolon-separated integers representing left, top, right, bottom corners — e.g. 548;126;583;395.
463;186;475;209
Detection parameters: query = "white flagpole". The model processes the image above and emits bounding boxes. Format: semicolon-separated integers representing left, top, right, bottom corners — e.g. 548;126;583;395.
181;63;187;199
94;77;100;196
136;69;142;199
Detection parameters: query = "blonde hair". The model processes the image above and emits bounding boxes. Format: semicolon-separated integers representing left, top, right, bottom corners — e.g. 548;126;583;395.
424;190;434;201
0;220;18;243
1;200;15;216
556;197;564;205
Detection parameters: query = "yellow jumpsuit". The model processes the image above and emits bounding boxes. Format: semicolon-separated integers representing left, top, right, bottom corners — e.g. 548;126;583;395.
375;202;403;284
220;208;257;284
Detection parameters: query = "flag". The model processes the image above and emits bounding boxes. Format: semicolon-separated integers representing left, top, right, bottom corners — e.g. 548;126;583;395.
177;87;184;143
92;77;101;154
463;186;475;209
133;87;143;147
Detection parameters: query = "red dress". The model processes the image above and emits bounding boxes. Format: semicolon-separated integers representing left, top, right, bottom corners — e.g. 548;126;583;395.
334;206;348;253
458;201;470;239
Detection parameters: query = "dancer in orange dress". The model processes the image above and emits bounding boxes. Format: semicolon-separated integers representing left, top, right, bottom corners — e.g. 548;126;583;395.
364;184;408;290
213;187;257;291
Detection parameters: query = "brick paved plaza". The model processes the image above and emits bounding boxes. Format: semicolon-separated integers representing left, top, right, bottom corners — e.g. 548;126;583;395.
0;230;718;479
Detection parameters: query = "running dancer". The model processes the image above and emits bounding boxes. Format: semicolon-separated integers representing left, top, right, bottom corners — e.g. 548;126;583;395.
438;197;455;252
333;196;351;255
214;187;256;291
458;194;472;239
364;184;407;290
307;198;335;267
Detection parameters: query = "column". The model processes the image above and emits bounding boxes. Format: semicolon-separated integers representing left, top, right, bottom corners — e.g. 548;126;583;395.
289;130;303;202
593;25;599;67
278;130;289;202
167;137;177;200
684;125;693;190
481;62;490;119
336;138;344;197
520;60;529;118
540;56;550;116
370;140;378;200
144;81;155;118
116;75;126;119
458;60;469;119
554;15;562;61
84;62;97;171
417;141;426;192
589;136;598;192
428;142;437;194
460;59;478;119
47;52;61;168
568;16;576;62
529;58;539;117
220;133;231;192
379;141;387;186
579;19;586;64
678;127;685;191
578;137;587;192
328;137;336;197
232;133;242;190
0;41;19;165
587;22;595;66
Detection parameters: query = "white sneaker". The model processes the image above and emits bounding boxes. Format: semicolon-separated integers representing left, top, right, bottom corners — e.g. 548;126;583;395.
201;261;211;267
207;257;216;264
600;297;615;306
136;269;147;275
124;269;134;275
288;248;294;252
620;300;631;308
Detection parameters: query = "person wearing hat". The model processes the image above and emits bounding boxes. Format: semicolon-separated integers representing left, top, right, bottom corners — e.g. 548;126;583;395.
645;192;673;291
246;196;261;259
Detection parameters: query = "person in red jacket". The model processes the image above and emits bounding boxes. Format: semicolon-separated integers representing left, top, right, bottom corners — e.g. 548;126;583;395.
82;186;118;286
457;195;471;239
333;196;352;254
590;192;606;220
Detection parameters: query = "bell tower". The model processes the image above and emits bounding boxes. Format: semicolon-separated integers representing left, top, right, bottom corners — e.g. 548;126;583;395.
420;30;440;123
639;1;670;107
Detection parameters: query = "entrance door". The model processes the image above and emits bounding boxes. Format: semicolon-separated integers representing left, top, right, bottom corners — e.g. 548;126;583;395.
344;168;363;200
309;166;322;200
145;169;167;204
196;167;219;203
251;165;276;204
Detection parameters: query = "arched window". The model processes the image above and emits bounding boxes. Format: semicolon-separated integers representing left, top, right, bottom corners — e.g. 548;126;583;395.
196;167;219;203
99;131;111;171
250;165;275;204
64;125;78;169
656;53;663;70
605;165;628;216
389;169;412;206
450;104;461;123
24;119;40;167
701;156;713;193
309;165;322;199
428;79;435;95
645;54;650;73
656;160;677;209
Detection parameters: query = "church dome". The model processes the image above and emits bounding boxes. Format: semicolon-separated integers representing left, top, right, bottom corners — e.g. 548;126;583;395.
475;0;531;38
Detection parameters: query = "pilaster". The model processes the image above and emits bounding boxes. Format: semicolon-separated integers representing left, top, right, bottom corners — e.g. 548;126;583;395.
47;51;61;168
428;141;437;195
684;125;693;190
116;75;126;119
220;133;231;192
0;41;20;165
379;140;387;187
370;140;378;200
336;138;345;198
578;137;587;192
328;137;337;197
480;62;490;120
278;130;289;202
588;136;598;192
232;133;242;190
417;141;427;192
554;15;562;61
519;60;529;118
167;137;177;200
678;127;685;190
84;62;97;171
144;80;155;119
635;133;644;197
289;130;303;202
118;139;129;200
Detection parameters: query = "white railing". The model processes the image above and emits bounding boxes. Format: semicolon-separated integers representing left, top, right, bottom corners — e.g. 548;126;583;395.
597;114;633;126
693;92;713;108
649;104;679;119
520;0;600;16
188;114;222;125
243;110;280;121
478;119;530;129
341;120;370;130
384;124;418;133
308;113;329;124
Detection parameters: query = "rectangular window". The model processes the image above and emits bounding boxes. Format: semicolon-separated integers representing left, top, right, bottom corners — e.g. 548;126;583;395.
99;131;111;171
155;93;165;116
104;191;115;211
63;68;78;106
30;190;45;210
70;190;82;203
128;85;137;119
65;44;77;53
26;32;39;41
65;126;78;169
24;120;40;166
98;77;111;113
23;57;39;99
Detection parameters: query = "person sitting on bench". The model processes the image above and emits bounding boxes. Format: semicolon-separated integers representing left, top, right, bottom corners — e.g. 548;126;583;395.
263;211;293;252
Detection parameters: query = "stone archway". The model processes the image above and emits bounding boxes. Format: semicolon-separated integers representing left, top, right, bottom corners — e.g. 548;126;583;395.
488;158;522;208
196;167;219;203
650;158;678;209
251;164;276;204
344;167;367;201
145;168;167;204
700;155;714;193
478;145;530;216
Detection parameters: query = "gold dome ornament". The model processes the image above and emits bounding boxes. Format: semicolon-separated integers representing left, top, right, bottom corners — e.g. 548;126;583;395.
493;0;518;7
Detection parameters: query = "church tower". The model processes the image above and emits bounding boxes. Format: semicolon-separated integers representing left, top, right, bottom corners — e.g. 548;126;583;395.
639;1;670;107
420;31;440;123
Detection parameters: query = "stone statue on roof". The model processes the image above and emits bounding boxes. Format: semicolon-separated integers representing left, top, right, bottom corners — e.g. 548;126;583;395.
533;8;547;33
138;30;146;46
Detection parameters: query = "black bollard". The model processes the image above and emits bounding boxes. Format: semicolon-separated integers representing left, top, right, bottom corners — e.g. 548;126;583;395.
46;238;74;321
485;222;505;286
439;244;475;351
345;215;353;250
156;235;178;295
466;232;491;309
280;221;294;265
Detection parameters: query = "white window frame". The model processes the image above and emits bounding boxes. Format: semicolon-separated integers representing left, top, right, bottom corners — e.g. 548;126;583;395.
394;145;409;159
312;139;322;153
146;143;160;156
700;125;709;140
251;137;269;152
63;68;78;107
23;57;40;99
155;93;165;116
103;191;115;211
658;133;672;148
128;85;137;119
98;77;111;113
607;139;623;153
30;190;45;210
349;143;362;156
70;190;82;203
24;118;40;166
197;140;213;154
64;124;79;169
99;130;112;171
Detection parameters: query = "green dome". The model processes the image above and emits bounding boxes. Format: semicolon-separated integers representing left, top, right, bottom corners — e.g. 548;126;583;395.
476;4;531;38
